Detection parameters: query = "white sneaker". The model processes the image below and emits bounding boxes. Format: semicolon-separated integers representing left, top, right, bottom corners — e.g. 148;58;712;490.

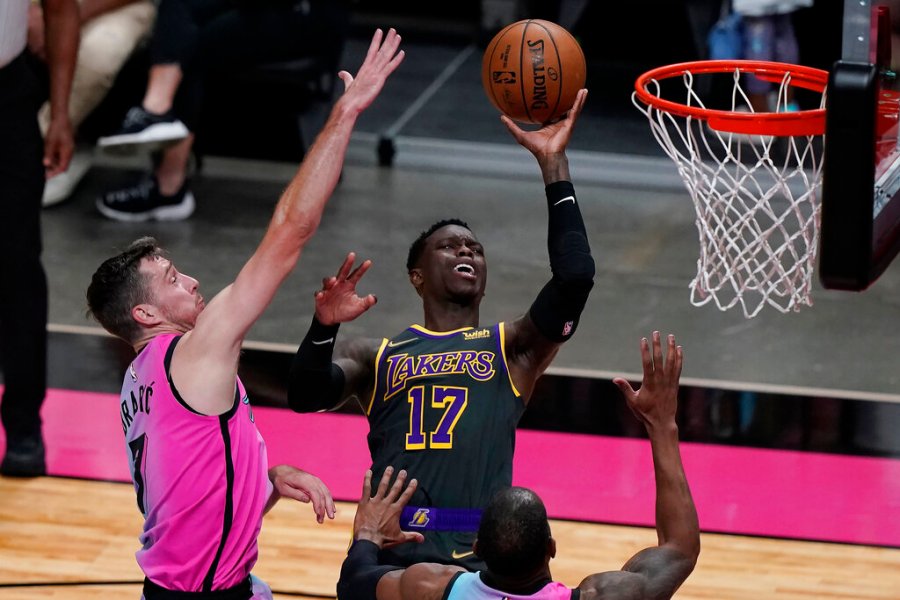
43;150;92;207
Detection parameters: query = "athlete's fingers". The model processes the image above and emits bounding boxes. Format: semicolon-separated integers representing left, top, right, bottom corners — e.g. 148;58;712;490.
301;480;327;523
386;469;408;503
396;477;418;508
375;466;394;500
665;334;677;375
362;28;385;67
313;478;336;520
500;114;526;145
564;88;587;125
336;252;356;280
338;70;353;91
278;484;311;503
651;331;663;373
361;469;373;502
640;337;652;377
612;377;636;402
320;276;337;291
363;294;378;310
348;259;373;283
674;345;684;381
325;491;337;520
403;531;424;545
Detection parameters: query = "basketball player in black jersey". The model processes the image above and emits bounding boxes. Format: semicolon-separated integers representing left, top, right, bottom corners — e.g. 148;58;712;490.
288;89;594;570
337;333;699;600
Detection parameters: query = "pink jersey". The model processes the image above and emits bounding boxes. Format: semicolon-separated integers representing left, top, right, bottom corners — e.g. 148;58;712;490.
120;334;272;592
445;572;577;600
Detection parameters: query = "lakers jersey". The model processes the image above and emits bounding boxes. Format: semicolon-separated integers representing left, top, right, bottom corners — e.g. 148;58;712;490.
366;323;524;566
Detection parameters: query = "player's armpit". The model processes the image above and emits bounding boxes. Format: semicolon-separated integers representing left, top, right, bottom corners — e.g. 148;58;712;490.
619;546;696;599
576;570;647;600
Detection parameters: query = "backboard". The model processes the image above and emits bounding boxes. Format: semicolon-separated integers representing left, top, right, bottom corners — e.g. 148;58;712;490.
820;0;900;290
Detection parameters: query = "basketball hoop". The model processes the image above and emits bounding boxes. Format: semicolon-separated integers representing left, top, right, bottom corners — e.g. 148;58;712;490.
633;60;829;318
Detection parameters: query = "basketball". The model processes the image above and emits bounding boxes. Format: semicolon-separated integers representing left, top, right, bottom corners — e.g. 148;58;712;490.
481;19;586;125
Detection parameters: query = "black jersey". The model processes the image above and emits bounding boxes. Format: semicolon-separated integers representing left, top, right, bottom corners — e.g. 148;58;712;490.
366;323;524;568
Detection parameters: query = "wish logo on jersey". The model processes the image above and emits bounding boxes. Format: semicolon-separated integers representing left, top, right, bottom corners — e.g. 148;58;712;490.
462;328;491;341
384;350;495;399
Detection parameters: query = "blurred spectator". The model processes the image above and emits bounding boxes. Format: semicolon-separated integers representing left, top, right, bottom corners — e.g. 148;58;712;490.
734;0;813;113
1;0;78;477
29;0;155;207
95;0;350;222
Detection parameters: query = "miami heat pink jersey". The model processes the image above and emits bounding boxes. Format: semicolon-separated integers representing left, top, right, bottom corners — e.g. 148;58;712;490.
445;572;578;600
120;333;272;592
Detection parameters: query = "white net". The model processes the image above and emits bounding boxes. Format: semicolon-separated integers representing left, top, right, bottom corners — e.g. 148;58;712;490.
634;68;826;318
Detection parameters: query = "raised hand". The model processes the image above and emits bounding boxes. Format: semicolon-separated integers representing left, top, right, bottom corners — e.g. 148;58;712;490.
269;465;336;523
353;467;425;549
314;252;377;326
337;28;405;115
501;88;587;159
613;331;683;430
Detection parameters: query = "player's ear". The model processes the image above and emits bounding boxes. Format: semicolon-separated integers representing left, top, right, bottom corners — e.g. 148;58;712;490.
408;268;424;296
472;538;481;557
548;537;557;560
132;303;161;327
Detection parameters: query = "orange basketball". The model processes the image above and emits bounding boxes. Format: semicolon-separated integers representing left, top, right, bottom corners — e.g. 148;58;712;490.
481;19;586;125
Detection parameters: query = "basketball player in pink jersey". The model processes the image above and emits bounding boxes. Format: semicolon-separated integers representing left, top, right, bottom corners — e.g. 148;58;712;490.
338;333;700;600
85;28;405;599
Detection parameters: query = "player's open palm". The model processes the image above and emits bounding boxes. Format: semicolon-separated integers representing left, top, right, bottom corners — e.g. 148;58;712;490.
338;28;405;114
353;467;424;549
315;252;377;325
501;88;587;157
613;332;683;429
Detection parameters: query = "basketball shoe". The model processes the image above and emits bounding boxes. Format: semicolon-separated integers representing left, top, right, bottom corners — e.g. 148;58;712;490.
97;175;195;222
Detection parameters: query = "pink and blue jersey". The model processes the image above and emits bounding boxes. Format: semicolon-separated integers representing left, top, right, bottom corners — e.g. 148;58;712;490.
444;572;578;600
120;334;272;593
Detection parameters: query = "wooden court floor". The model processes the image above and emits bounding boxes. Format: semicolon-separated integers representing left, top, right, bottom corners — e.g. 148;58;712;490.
1;477;898;599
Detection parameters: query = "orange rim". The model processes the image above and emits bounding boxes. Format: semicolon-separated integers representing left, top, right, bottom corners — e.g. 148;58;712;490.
634;60;828;136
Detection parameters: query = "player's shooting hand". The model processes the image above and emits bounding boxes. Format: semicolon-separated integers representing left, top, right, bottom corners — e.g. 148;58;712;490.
613;332;683;431
501;88;587;160
336;28;405;115
269;465;336;523
353;467;425;549
314;252;377;326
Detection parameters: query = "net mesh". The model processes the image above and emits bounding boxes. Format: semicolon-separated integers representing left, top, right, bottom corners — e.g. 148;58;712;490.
634;67;826;318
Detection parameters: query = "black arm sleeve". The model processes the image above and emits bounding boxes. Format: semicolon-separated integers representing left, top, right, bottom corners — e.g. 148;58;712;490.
287;316;346;412
527;180;595;342
336;540;403;600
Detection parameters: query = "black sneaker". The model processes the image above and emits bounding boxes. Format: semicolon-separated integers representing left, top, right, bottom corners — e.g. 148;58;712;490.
1;434;46;477
97;107;189;154
97;176;196;222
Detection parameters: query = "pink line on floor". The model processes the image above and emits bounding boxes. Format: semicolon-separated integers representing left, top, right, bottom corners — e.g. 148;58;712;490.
3;387;898;547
